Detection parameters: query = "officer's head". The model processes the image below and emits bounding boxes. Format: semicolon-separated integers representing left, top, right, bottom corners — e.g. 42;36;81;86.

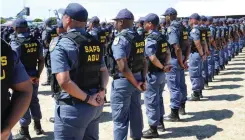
89;16;100;29
200;15;207;25
56;20;66;35
189;13;200;26
162;8;177;24
59;3;88;31
136;18;144;27
206;16;213;26
213;19;218;26
142;13;159;32
12;18;28;33
112;9;134;32
160;18;166;27
101;22;106;28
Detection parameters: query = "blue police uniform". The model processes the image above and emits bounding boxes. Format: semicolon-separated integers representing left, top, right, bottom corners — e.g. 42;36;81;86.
51;3;104;140
189;13;203;98
1;38;30;140
11;32;43;127
110;9;144;140
219;24;225;69
214;19;220;73
228;20;234;60
207;17;215;80
239;19;245;51
141;13;167;138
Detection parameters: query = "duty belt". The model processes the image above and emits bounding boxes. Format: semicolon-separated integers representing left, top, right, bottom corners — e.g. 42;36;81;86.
57;98;85;105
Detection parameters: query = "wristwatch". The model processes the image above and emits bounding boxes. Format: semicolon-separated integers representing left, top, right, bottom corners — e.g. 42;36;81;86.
84;95;90;103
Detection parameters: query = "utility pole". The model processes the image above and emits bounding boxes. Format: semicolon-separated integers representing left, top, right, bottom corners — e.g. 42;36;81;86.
48;9;51;18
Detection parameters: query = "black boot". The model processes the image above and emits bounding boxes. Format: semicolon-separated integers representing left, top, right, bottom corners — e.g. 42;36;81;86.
179;103;186;115
49;117;55;123
199;90;203;98
142;126;159;138
41;81;50;86
204;80;209;88
13;126;31;140
189;91;200;101
164;109;180;122
157;117;165;132
34;121;44;135
215;69;219;75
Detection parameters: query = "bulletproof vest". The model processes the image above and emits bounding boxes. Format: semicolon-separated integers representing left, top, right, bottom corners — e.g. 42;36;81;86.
179;25;189;53
46;28;58;44
97;28;107;44
122;31;145;73
147;33;169;72
199;26;207;41
62;32;103;90
15;36;39;73
1;38;14;127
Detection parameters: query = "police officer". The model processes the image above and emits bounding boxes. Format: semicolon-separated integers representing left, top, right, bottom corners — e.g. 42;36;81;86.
238;19;245;52
218;19;226;70
159;18;168;35
222;19;229;66
206;16;217;82
162;8;189;121
49;20;66;123
51;3;108;139
88;16;107;44
136;17;146;38
1;38;32;140
141;13;171;138
110;8;146;140
188;13;206;101
41;18;58;86
213;19;221;75
227;19;234;61
10;18;45;140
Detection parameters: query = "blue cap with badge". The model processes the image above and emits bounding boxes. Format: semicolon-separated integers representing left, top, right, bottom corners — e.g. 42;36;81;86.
189;13;200;21
142;13;159;25
59;3;88;22
162;7;177;16
113;9;134;20
13;18;28;28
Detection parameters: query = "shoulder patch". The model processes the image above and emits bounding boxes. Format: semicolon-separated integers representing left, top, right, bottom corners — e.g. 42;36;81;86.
113;37;120;45
49;39;58;52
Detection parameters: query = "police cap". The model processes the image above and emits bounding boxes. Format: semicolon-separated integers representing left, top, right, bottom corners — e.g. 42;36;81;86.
162;8;177;16
59;3;88;22
142;13;159;25
189;13;201;21
13;18;28;28
90;16;100;23
112;9;134;20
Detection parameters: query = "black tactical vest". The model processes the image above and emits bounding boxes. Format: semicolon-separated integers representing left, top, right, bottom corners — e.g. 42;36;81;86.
199;26;207;42
206;27;211;42
15;36;40;73
1;38;14;128
46;28;58;45
147;33;169;72
62;32;103;90
224;27;229;41
179;25;189;54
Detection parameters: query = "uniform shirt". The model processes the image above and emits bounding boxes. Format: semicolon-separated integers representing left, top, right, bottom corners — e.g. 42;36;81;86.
220;26;225;38
89;26;100;41
215;26;221;39
228;25;233;37
190;25;200;41
144;30;165;84
10;33;43;77
209;25;216;39
112;28;142;81
50;28;106;99
167;20;180;45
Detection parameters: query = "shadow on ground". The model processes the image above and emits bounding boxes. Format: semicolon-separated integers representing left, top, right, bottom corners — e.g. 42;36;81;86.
220;71;245;75
228;63;245;66
100;111;112;123
207;84;242;90
30;132;54;140
184;109;233;122
160;124;223;139
213;77;244;82
204;94;243;101
225;67;245;70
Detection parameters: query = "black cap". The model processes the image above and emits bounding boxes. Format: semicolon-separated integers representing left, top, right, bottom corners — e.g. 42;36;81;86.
189;13;200;21
13;18;28;28
142;13;159;25
113;9;134;20
59;3;88;22
162;8;177;16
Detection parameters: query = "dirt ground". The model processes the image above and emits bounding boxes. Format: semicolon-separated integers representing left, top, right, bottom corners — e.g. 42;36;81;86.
12;49;245;140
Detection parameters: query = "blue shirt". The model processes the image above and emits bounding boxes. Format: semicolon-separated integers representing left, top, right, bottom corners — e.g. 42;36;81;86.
50;28;106;98
10;32;43;76
209;25;216;38
167;20;180;45
190;25;200;41
215;26;221;39
112;28;142;81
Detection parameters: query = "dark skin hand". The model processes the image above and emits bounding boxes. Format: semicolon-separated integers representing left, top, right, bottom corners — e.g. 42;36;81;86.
1;80;33;140
116;58;144;91
148;55;172;72
194;40;206;61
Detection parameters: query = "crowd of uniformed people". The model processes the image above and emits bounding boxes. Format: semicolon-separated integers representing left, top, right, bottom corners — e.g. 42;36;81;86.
1;2;245;140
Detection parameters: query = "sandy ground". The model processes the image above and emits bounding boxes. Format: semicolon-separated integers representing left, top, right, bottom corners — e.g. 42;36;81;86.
12;48;245;140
